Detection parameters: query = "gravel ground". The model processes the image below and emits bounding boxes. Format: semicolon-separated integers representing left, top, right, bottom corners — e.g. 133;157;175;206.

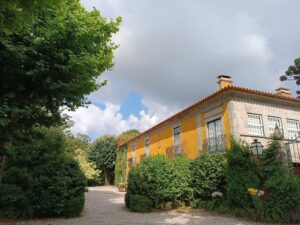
0;186;264;225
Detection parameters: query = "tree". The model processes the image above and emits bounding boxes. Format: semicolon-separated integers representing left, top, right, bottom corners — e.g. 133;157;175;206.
89;135;117;185
0;127;87;218
0;0;61;34
280;58;300;97
0;0;121;182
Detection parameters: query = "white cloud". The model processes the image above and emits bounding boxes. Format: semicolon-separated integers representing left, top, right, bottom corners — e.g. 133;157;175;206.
74;0;300;137
66;101;177;138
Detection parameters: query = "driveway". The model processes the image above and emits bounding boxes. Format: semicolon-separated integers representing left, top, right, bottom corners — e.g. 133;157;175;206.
0;186;262;225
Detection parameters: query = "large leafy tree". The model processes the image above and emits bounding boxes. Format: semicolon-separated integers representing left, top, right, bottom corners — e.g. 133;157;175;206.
0;0;60;34
0;0;121;182
280;58;300;97
89;135;117;185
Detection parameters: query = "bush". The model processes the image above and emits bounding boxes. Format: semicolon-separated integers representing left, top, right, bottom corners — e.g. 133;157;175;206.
125;192;131;208
127;156;192;209
260;140;300;223
1;127;87;219
263;174;300;223
129;195;152;213
225;140;260;209
0;184;30;219
190;153;226;200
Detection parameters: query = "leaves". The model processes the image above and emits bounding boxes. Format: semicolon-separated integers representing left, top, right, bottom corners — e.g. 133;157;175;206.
0;1;121;141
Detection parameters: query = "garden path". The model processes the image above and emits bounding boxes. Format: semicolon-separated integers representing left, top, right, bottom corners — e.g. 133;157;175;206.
0;186;264;225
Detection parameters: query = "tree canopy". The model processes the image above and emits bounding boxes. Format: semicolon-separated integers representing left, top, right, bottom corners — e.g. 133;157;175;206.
280;58;300;97
0;0;121;141
89;135;117;185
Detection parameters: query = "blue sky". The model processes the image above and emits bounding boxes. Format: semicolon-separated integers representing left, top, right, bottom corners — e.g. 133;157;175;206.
66;0;300;139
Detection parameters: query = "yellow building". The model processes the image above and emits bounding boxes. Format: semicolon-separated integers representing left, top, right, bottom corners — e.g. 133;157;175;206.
119;75;300;171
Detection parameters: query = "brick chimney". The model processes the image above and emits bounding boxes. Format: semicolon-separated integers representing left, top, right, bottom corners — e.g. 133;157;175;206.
276;87;292;97
217;75;233;90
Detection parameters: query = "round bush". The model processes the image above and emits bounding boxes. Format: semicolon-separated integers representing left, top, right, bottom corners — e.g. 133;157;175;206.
129;194;152;213
127;156;192;208
1;127;87;219
190;153;226;200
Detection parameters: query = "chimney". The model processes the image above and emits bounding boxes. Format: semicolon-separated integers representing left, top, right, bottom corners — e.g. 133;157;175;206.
276;87;292;97
217;75;233;90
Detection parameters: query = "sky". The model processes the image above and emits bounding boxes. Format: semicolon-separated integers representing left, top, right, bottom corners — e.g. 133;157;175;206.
66;0;300;139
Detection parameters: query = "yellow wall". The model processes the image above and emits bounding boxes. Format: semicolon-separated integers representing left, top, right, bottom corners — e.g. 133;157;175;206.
181;114;198;159
222;102;231;149
126;103;231;164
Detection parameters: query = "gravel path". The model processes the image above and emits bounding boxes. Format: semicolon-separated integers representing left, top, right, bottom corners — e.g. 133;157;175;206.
0;186;263;225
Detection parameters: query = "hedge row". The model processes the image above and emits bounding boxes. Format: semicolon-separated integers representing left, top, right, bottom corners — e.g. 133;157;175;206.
126;140;300;223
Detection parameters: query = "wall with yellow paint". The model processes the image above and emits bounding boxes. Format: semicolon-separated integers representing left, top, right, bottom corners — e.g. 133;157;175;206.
181;114;199;159
126;102;231;164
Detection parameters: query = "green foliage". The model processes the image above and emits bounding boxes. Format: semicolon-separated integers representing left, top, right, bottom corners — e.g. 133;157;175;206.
1;127;87;219
263;174;300;223
260;140;300;223
0;184;30;218
129;195;153;213
190;153;226;200
114;145;128;186
125;192;131;208
127;156;192;209
280;58;300;96
260;140;285;178
225;140;260;209
117;129;140;144
89;135;117;185
0;0;121;143
115;130;140;186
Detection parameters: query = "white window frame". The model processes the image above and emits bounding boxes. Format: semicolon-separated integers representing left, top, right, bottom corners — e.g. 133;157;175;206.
267;116;283;137
145;139;150;157
173;125;182;155
287;119;300;140
247;113;264;136
132;144;136;163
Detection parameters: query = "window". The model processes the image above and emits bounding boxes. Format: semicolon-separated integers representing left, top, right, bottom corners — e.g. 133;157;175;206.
206;118;224;152
248;114;264;136
145;139;150;157
173;126;182;155
287;119;300;139
132;144;136;163
267;116;283;137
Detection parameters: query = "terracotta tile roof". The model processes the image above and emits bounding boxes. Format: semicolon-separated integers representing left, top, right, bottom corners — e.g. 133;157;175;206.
118;86;300;146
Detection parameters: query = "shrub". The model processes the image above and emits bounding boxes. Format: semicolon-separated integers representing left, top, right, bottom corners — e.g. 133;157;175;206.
127;156;192;208
1;127;87;219
129;195;152;213
0;184;30;219
125;192;131;208
263;174;300;223
190;153;226;200
260;140;300;223
225;140;260;209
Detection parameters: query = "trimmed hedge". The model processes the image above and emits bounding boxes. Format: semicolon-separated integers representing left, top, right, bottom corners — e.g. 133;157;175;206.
129;194;152;213
126;139;300;223
127;156;192;209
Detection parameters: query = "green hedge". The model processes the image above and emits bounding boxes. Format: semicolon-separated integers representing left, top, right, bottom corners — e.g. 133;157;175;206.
0;127;87;219
127;156;192;209
126;139;300;223
129;194;152;213
190;153;226;200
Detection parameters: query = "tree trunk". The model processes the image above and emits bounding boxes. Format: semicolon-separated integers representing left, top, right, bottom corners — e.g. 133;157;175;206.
104;170;110;186
0;138;10;185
